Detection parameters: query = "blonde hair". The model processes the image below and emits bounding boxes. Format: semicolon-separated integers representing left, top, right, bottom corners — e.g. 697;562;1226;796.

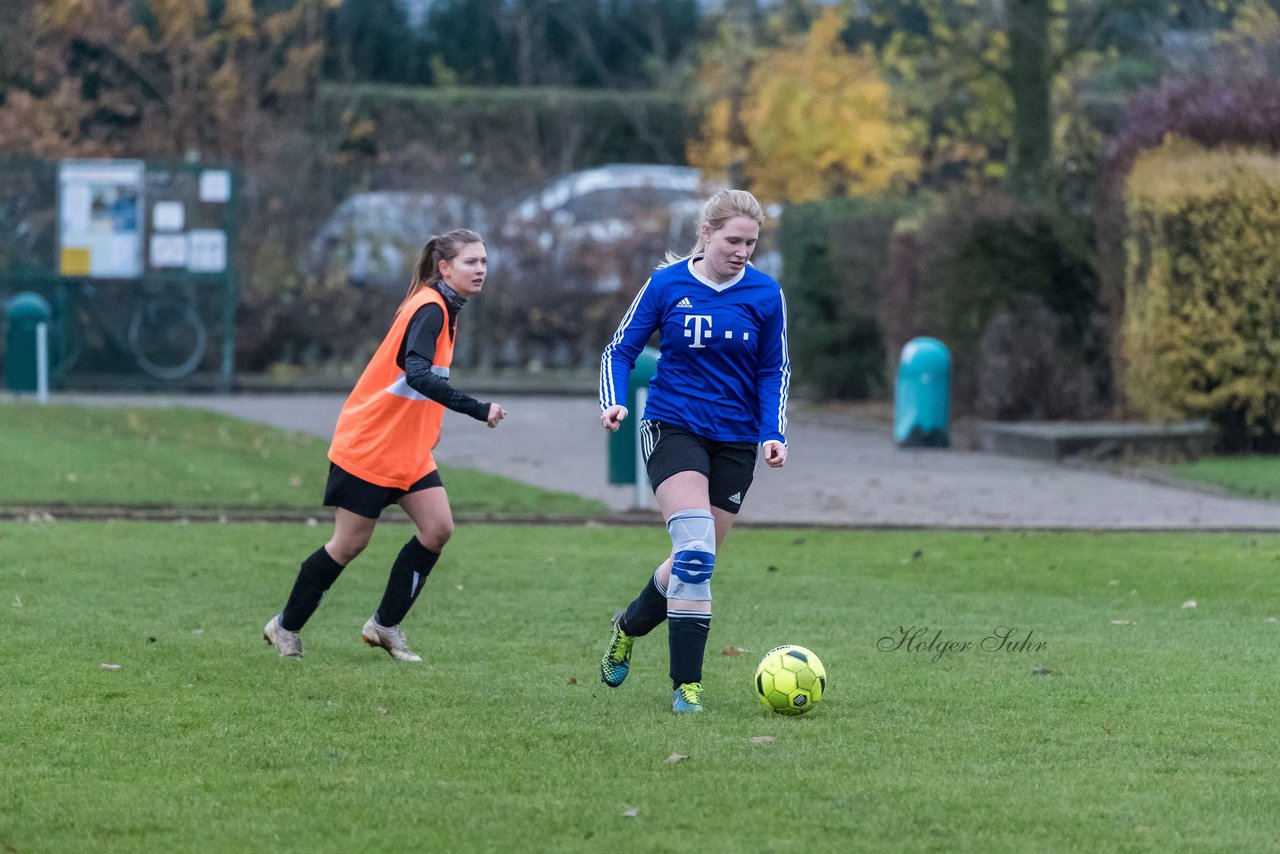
402;228;485;306
661;189;766;268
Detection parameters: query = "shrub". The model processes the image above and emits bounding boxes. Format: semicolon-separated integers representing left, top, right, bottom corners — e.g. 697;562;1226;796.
975;298;1096;420
916;191;1102;416
778;196;911;399
1096;75;1280;390
1122;138;1280;450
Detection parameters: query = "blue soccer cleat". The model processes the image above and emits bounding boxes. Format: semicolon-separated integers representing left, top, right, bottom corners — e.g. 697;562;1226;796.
672;682;705;713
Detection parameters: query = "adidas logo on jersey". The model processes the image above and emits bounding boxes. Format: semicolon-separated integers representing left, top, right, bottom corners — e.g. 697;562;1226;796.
676;297;693;309
727;492;743;505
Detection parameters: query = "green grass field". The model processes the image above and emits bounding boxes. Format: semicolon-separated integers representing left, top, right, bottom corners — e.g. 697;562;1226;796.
0;402;606;517
3;401;1278;851
3;522;1278;852
1165;455;1280;501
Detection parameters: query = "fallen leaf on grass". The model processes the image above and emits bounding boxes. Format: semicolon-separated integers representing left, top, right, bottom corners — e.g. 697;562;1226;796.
721;646;746;657
454;584;464;592
1032;668;1052;676
11;596;20;608
566;677;578;685
100;663;121;670
1110;620;1135;625
665;753;687;764
1181;599;1197;609
376;707;389;715
750;736;776;744
622;807;639;818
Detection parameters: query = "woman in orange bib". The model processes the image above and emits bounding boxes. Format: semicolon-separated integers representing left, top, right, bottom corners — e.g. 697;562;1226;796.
263;229;506;661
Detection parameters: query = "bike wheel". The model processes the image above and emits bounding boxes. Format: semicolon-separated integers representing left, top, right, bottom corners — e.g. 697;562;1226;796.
127;296;208;380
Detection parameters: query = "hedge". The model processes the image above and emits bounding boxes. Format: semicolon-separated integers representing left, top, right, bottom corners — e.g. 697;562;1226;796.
778;196;913;399
1123;137;1280;449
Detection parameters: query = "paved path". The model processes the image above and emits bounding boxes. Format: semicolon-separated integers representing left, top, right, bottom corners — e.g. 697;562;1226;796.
53;392;1280;530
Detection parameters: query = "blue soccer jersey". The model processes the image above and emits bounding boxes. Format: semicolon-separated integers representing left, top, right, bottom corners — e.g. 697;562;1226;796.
599;257;790;445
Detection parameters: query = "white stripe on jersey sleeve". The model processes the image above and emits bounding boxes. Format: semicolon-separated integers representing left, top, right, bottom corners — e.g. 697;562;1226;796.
776;289;791;438
599;278;652;409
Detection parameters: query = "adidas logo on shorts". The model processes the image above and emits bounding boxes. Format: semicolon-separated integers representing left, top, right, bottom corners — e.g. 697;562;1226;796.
676;297;693;309
728;492;743;505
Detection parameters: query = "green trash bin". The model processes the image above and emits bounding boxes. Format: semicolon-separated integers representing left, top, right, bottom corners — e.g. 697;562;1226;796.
5;292;52;393
607;346;660;484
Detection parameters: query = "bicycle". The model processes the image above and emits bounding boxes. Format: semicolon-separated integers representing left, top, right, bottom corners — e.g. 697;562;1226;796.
51;280;208;382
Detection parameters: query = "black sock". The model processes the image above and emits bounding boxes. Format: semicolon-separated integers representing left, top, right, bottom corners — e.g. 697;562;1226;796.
374;537;440;627
280;546;345;632
619;572;668;637
668;614;711;687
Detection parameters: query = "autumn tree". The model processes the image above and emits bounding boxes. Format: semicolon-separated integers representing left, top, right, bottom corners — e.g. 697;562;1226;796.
689;7;920;203
0;0;335;161
860;0;1251;202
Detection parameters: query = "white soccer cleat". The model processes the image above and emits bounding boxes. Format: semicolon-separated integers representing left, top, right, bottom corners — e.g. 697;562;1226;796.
263;615;302;657
362;617;422;662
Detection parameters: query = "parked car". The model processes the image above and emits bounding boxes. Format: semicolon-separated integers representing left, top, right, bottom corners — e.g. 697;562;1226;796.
497;164;708;295
305;166;779;369
306;191;489;290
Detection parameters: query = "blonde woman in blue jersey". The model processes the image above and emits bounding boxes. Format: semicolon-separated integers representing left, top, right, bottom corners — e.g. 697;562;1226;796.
597;189;790;713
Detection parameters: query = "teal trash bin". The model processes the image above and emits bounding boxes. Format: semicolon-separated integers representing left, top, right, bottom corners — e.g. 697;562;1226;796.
607;346;660;484
5;292;53;393
894;337;950;448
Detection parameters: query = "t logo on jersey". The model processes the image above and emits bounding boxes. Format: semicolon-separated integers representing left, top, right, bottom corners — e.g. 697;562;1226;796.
683;314;714;348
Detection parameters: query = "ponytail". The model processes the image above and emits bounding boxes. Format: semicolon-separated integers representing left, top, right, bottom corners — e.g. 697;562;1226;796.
403;228;485;308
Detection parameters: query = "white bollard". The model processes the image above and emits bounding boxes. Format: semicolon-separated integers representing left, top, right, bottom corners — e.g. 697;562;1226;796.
35;321;49;404
633;386;651;510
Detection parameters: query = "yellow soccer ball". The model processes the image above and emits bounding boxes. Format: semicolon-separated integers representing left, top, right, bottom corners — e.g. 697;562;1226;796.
754;644;827;716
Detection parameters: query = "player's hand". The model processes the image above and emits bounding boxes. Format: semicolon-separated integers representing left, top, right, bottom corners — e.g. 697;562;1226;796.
600;404;628;432
763;440;787;468
487;403;507;428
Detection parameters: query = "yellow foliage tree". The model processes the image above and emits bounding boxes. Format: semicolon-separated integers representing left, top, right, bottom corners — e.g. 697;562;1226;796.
689;8;920;203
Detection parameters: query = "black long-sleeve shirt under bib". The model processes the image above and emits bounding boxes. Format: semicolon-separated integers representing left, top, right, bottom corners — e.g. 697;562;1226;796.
396;289;490;422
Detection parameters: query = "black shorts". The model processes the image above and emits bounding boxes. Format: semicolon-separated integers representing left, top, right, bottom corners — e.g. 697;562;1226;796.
640;420;757;514
323;463;443;519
